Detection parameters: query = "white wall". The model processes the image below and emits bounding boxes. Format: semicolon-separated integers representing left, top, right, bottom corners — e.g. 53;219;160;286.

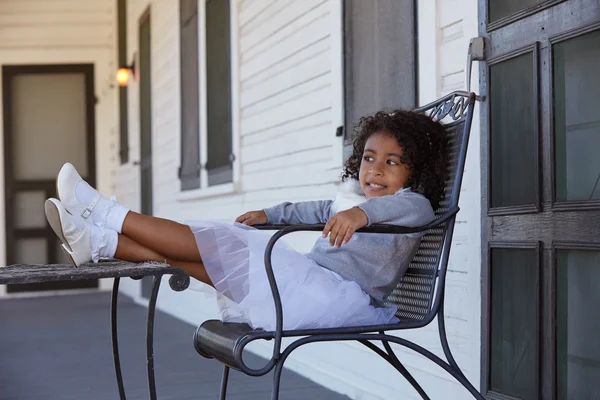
115;0;484;399
0;0;118;296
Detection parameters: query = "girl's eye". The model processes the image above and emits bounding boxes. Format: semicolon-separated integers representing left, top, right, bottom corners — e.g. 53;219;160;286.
387;160;398;165
363;155;374;162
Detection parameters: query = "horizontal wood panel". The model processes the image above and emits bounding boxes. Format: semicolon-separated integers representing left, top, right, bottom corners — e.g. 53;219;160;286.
486;0;600;56
241;85;332;135
241;122;331;164
0;0;113;49
242;72;332;118
241;51;330;109
241;0;328;57
240;10;330;80
490;211;600;244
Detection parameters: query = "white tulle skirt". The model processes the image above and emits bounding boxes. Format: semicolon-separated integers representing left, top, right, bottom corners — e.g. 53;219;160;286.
186;220;398;331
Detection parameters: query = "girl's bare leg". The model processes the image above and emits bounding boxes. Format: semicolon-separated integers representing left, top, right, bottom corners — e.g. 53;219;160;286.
120;211;202;263
115;234;213;287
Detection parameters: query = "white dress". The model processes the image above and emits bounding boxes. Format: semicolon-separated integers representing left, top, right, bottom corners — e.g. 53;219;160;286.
187;181;399;331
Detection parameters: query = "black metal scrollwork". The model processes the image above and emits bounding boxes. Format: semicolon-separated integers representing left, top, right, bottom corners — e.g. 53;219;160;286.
427;93;470;122
168;269;191;291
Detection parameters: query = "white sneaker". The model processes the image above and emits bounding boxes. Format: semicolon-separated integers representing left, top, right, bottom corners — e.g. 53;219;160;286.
56;162;129;233
56;162;102;222
44;198;92;267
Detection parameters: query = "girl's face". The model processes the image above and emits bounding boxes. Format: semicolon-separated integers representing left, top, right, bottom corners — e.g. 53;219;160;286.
359;132;411;199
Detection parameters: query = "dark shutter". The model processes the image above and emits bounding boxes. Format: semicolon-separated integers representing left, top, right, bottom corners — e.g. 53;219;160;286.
343;0;416;139
206;0;232;186
179;0;201;190
118;0;128;164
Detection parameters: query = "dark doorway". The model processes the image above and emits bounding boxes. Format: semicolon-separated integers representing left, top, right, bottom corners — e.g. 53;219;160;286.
2;64;98;292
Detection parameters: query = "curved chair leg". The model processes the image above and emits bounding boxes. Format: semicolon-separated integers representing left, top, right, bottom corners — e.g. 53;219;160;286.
271;359;286;400
146;275;162;400
383;334;485;400
111;277;127;400
436;306;483;399
438;301;461;371
220;366;230;400
360;340;430;400
280;334;485;400
381;339;431;400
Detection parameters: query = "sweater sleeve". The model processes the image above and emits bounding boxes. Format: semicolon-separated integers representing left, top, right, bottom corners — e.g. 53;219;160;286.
263;200;333;224
356;189;435;227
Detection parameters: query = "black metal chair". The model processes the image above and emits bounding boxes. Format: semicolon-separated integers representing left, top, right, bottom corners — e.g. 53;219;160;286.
193;91;483;400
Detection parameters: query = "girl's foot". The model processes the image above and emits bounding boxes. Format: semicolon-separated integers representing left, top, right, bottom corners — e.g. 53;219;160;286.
56;162;129;233
44;198;118;267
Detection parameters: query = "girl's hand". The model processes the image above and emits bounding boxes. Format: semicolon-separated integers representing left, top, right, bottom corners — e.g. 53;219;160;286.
322;207;368;247
235;210;268;226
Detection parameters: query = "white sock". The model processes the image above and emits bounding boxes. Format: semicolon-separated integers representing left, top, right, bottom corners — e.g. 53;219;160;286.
89;224;118;262
75;180;129;233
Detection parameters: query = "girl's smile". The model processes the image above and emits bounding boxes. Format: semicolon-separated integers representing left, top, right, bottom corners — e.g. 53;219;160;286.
359;132;411;199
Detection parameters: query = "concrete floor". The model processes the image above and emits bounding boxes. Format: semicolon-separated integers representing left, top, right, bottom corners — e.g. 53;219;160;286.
0;291;349;400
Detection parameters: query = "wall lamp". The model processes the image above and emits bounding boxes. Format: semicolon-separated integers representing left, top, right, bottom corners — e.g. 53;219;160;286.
116;54;136;87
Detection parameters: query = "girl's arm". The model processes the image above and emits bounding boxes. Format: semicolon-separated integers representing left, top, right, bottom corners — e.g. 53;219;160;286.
357;189;435;227
263;200;333;225
321;190;435;247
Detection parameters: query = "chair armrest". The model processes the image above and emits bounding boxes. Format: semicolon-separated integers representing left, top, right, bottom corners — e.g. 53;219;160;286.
252;205;459;234
254;205;459;361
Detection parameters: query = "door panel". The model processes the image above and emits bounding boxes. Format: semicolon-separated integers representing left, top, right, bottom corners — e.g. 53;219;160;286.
553;29;600;203
480;1;600;398
10;73;89;180
3;64;97;292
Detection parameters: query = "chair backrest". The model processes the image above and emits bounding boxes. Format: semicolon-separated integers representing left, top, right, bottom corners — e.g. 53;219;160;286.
385;91;476;323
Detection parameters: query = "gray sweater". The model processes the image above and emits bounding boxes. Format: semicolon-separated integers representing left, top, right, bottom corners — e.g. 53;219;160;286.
263;189;435;305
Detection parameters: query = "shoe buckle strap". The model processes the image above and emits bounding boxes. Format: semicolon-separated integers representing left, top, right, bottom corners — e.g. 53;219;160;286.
81;193;102;219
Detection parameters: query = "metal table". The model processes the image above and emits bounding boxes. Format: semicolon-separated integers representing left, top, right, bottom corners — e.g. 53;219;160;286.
0;261;190;400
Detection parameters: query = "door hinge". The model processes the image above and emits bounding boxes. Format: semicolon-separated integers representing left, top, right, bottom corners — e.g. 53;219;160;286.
335;126;344;137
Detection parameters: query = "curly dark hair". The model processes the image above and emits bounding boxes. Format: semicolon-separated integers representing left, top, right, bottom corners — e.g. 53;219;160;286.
341;109;449;210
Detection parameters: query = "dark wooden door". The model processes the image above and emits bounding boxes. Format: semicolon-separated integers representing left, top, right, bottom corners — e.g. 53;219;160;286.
2;64;97;292
139;8;154;299
479;1;600;399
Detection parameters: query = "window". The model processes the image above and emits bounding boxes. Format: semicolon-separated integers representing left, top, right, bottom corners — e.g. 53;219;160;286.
553;29;600;204
488;49;539;212
179;0;233;192
556;248;600;400
489;0;545;23
342;0;416;142
489;245;539;400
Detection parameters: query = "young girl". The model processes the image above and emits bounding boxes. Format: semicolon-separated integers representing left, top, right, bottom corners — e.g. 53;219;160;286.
44;110;448;331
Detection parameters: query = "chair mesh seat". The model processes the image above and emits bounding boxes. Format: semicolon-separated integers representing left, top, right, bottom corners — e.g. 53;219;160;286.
385;116;465;322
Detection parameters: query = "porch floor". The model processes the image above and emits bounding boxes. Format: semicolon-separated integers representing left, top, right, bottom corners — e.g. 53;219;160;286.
0;291;349;400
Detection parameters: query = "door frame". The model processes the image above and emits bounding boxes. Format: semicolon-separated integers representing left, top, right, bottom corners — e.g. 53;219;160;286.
138;7;155;299
2;64;97;291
